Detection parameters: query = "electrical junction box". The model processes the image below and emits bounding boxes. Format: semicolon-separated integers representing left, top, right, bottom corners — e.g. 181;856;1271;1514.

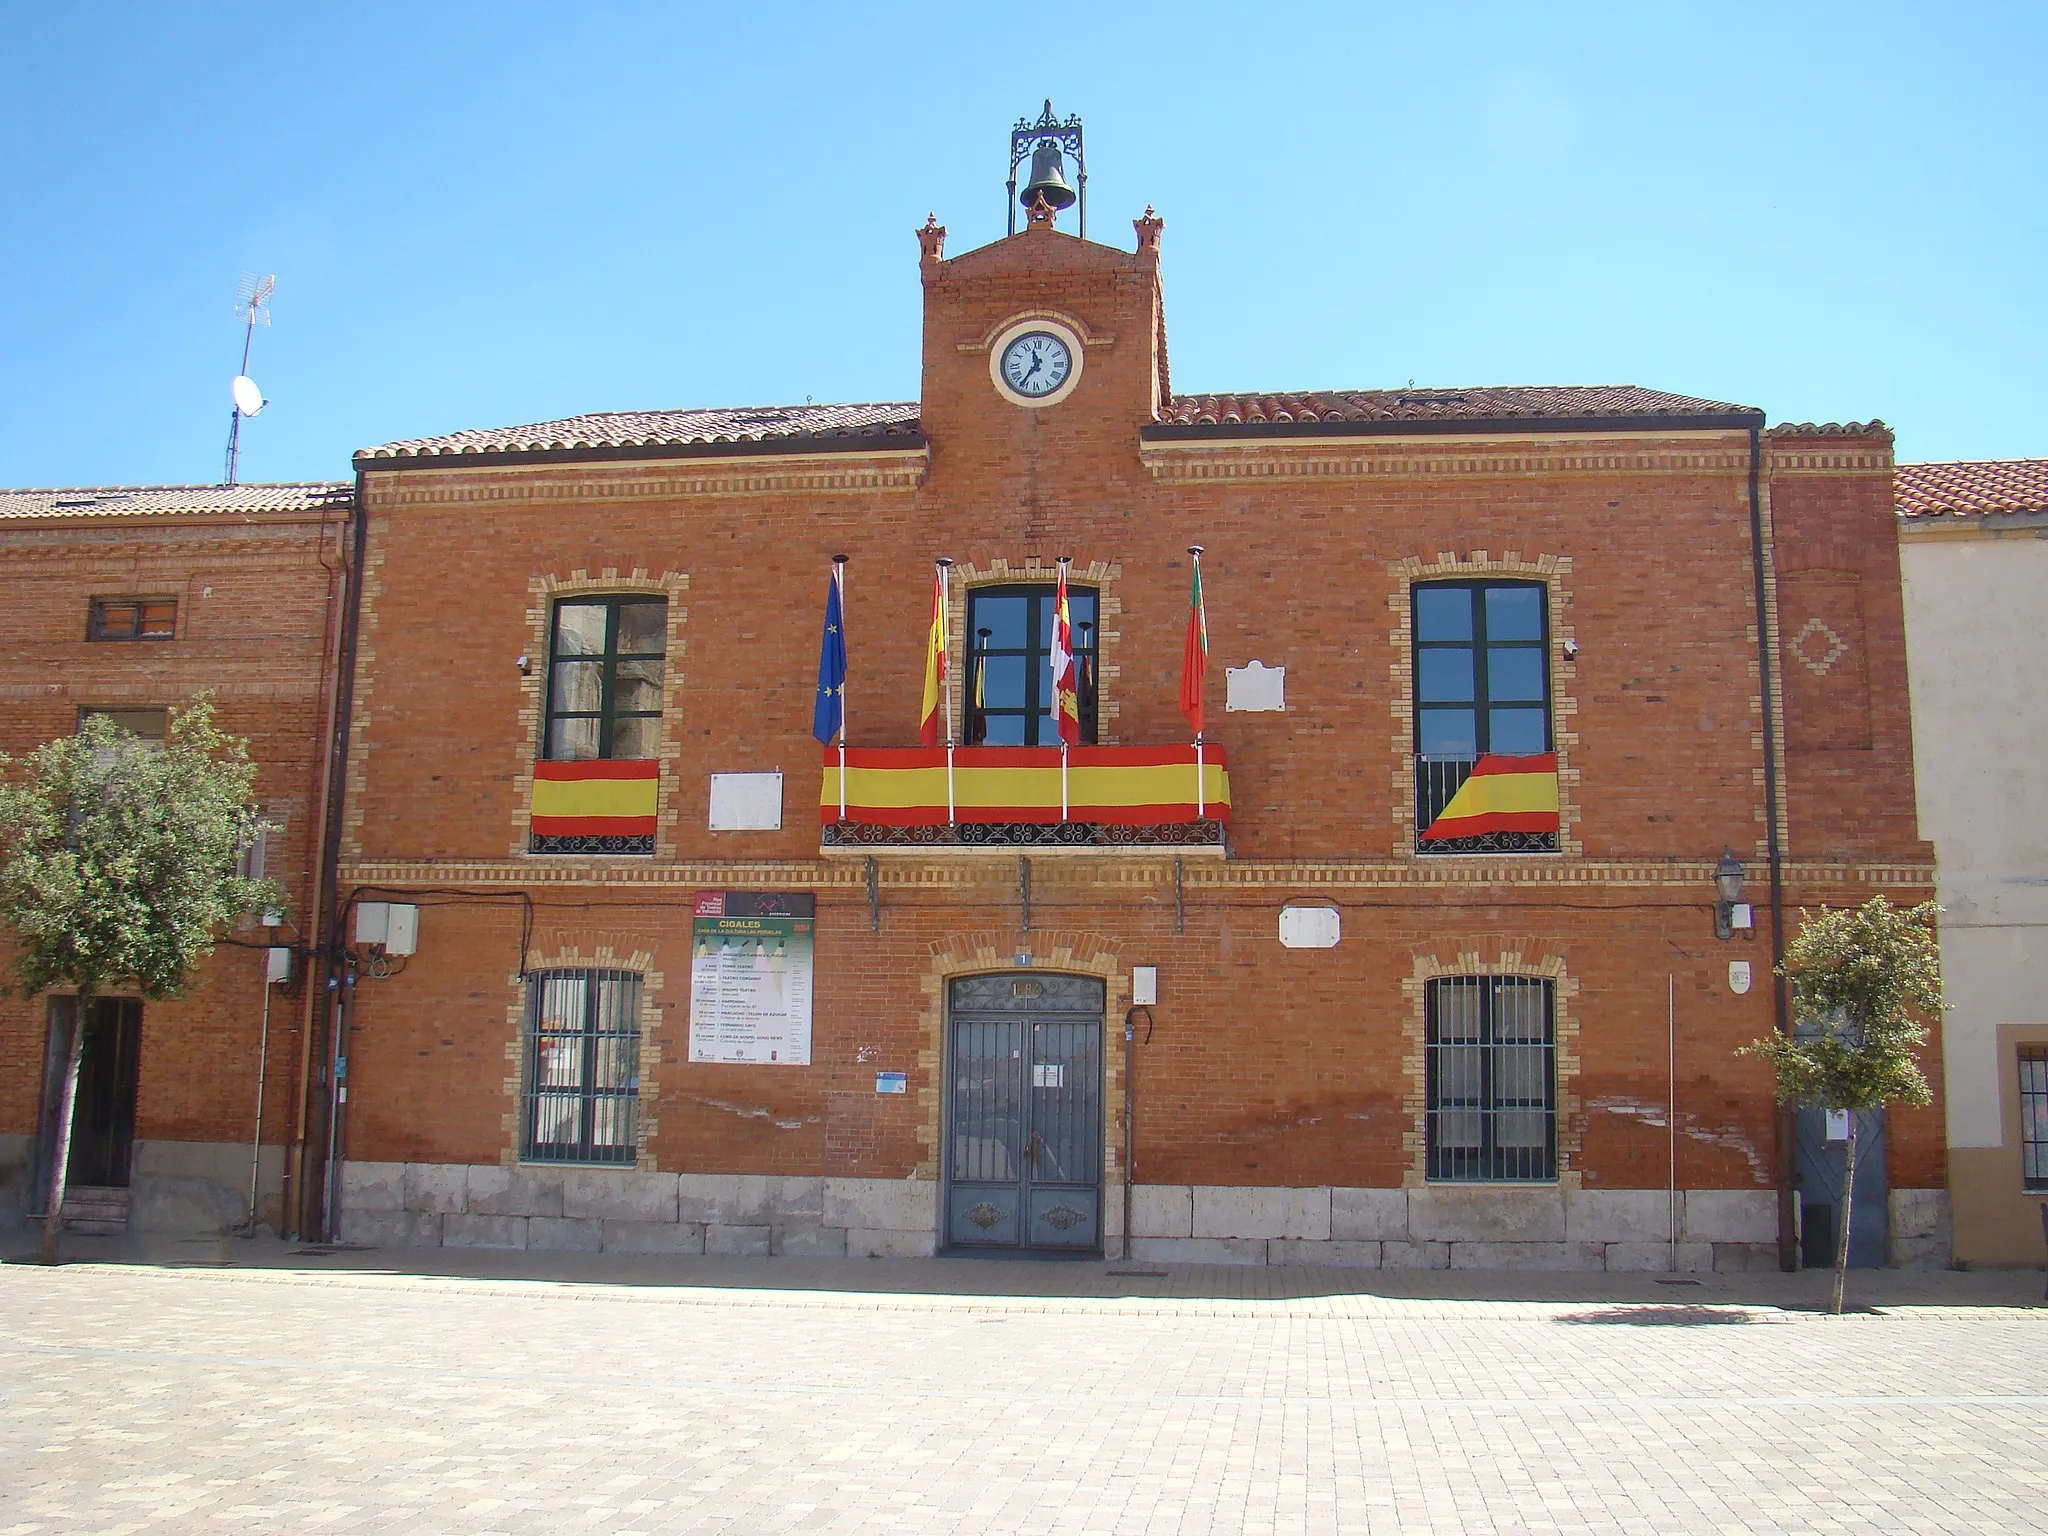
354;901;389;946
353;900;419;955
1131;966;1158;1006
266;946;293;984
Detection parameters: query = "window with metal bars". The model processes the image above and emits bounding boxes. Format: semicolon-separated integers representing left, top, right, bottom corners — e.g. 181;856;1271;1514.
2022;1047;2048;1191
964;584;1098;746
521;969;642;1165
88;596;177;641
1425;976;1557;1182
541;597;667;762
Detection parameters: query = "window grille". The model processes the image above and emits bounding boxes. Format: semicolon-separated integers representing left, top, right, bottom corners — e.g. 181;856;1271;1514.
542;597;667;763
522;969;642;1165
965;584;1098;746
1412;580;1556;854
2022;1047;2048;1191
1426;976;1556;1182
88;597;177;641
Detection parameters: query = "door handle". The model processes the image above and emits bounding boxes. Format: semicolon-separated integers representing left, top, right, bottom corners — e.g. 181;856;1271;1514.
1024;1133;1041;1170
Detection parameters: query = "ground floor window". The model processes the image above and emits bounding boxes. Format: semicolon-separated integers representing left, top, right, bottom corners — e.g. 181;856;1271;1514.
522;969;641;1164
1426;976;1556;1182
2022;1046;2047;1191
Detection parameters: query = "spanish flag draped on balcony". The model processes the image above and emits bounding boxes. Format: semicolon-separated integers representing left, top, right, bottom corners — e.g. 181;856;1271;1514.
530;759;659;838
1419;753;1560;841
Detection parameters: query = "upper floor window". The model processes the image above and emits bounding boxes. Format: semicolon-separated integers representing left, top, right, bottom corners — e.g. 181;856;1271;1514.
543;597;666;762
1425;976;1556;1183
2022;1046;2047;1191
79;707;169;742
1413;580;1558;854
522;968;642;1165
88;597;177;641
966;584;1097;746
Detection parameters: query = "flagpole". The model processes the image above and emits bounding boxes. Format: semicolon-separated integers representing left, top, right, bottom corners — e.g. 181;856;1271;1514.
1056;556;1073;823
834;554;848;821
1189;545;1206;819
938;558;955;825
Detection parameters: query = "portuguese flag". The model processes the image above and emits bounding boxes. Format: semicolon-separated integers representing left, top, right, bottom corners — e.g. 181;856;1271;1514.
1419;753;1559;841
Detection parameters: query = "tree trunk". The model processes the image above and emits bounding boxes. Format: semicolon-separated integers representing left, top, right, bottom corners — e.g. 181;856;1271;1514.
1830;1112;1858;1316
39;995;88;1266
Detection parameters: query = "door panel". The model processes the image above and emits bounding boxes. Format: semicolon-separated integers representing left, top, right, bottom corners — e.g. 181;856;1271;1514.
1794;1106;1888;1269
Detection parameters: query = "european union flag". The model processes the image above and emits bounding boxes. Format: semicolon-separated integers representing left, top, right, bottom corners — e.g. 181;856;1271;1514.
812;565;847;744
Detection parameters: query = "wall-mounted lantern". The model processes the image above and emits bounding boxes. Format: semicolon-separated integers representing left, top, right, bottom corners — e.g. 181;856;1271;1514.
1713;849;1754;940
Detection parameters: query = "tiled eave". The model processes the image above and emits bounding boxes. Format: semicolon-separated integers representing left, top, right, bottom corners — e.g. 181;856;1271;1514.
353;429;929;475
1140;410;1763;444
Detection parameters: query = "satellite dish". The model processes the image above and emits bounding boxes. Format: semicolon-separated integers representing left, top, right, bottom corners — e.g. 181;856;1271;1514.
232;375;264;417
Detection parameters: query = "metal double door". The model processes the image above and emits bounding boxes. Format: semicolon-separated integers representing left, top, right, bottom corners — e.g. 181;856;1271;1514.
945;973;1103;1252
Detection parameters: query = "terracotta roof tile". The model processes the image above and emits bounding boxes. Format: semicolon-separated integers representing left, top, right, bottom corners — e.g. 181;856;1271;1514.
1766;420;1892;440
1157;384;1756;427
359;403;922;461
1896;459;2048;519
0;482;353;521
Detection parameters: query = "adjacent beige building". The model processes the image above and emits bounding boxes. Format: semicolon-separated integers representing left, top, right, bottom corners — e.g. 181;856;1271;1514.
1899;459;2048;1266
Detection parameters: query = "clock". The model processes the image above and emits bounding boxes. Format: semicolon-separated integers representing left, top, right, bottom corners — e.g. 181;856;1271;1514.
988;316;1084;407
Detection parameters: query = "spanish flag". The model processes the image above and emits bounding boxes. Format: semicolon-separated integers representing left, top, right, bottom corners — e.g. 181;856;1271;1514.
918;562;948;747
1419;754;1559;841
531;760;659;838
1051;558;1079;746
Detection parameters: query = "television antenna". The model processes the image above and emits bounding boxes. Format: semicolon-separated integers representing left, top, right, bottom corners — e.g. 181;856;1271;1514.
223;272;275;485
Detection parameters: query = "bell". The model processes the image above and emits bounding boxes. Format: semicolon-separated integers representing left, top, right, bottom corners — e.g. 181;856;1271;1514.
1019;142;1077;212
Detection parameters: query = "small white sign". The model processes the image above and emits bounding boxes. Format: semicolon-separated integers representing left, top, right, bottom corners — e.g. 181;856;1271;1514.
875;1071;907;1094
1278;905;1341;949
1032;1064;1064;1088
1729;960;1752;995
1824;1109;1851;1142
708;772;784;831
1225;659;1286;713
1131;965;1158;1006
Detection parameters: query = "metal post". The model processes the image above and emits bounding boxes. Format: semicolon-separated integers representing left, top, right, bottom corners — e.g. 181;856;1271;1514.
1669;974;1678;1271
248;969;276;1231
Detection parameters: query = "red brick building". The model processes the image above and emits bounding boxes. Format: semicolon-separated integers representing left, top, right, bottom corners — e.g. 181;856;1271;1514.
313;202;1937;1269
0;481;355;1239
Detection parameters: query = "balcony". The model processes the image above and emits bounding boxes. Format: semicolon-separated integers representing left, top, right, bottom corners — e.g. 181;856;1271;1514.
1415;753;1560;856
819;744;1229;851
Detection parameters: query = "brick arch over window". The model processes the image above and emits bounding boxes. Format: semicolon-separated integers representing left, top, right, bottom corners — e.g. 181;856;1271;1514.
511;570;689;856
502;941;666;1173
1386;552;1580;857
1398;944;1582;1189
911;929;1128;1186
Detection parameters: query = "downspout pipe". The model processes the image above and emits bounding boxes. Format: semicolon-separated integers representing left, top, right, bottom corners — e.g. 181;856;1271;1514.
1744;421;1796;1270
284;465;371;1241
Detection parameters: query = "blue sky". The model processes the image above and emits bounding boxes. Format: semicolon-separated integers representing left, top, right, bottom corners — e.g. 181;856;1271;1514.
1;2;2041;486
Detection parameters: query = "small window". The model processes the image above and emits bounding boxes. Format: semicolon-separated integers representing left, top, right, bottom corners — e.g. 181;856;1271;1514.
1426;976;1556;1182
79;707;169;742
2021;1047;2048;1191
522;969;643;1165
965;584;1098;746
542;597;667;762
89;597;177;641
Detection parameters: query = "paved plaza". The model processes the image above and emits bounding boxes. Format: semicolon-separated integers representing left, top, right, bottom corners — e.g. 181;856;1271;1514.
0;1243;2043;1533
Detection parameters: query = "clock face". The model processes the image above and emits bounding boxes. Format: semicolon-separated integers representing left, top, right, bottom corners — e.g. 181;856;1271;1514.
1000;331;1073;399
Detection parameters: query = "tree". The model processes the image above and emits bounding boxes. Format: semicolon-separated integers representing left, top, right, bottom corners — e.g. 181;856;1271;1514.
1741;896;1941;1314
0;695;285;1263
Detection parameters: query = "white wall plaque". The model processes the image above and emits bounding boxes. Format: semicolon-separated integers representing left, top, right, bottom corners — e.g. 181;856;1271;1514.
1824;1108;1851;1142
1729;960;1752;994
1226;659;1286;713
1278;905;1340;949
708;771;783;831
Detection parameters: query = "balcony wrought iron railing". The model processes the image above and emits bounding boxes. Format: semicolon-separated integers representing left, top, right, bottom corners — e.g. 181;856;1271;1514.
1415;753;1560;856
819;744;1229;850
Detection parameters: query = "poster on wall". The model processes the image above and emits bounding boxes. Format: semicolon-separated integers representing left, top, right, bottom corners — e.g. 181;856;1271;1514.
688;891;816;1065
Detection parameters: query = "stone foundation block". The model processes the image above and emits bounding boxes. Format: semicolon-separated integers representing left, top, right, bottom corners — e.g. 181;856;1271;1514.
773;1223;847;1258
526;1217;603;1252
602;1219;704;1255
824;1178;936;1233
1380;1240;1451;1269
1712;1241;1781;1272
341;1161;406;1213
1129;1237;1267;1265
444;1214;527;1250
1450;1241;1604;1271
1131;1185;1192;1238
343;1209;442;1248
1605;1241;1714;1272
706;1223;772;1257
1332;1188;1408;1241
1684;1190;1776;1244
1889;1236;1951;1271
679;1174;824;1227
1192;1185;1331;1241
1410;1186;1566;1243
846;1227;936;1259
468;1167;566;1218
403;1163;469;1215
1889;1188;1950;1242
1267;1239;1382;1267
1566;1189;1673;1244
562;1170;679;1223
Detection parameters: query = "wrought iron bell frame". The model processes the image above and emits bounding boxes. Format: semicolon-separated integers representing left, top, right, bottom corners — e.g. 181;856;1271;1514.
1007;99;1087;238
